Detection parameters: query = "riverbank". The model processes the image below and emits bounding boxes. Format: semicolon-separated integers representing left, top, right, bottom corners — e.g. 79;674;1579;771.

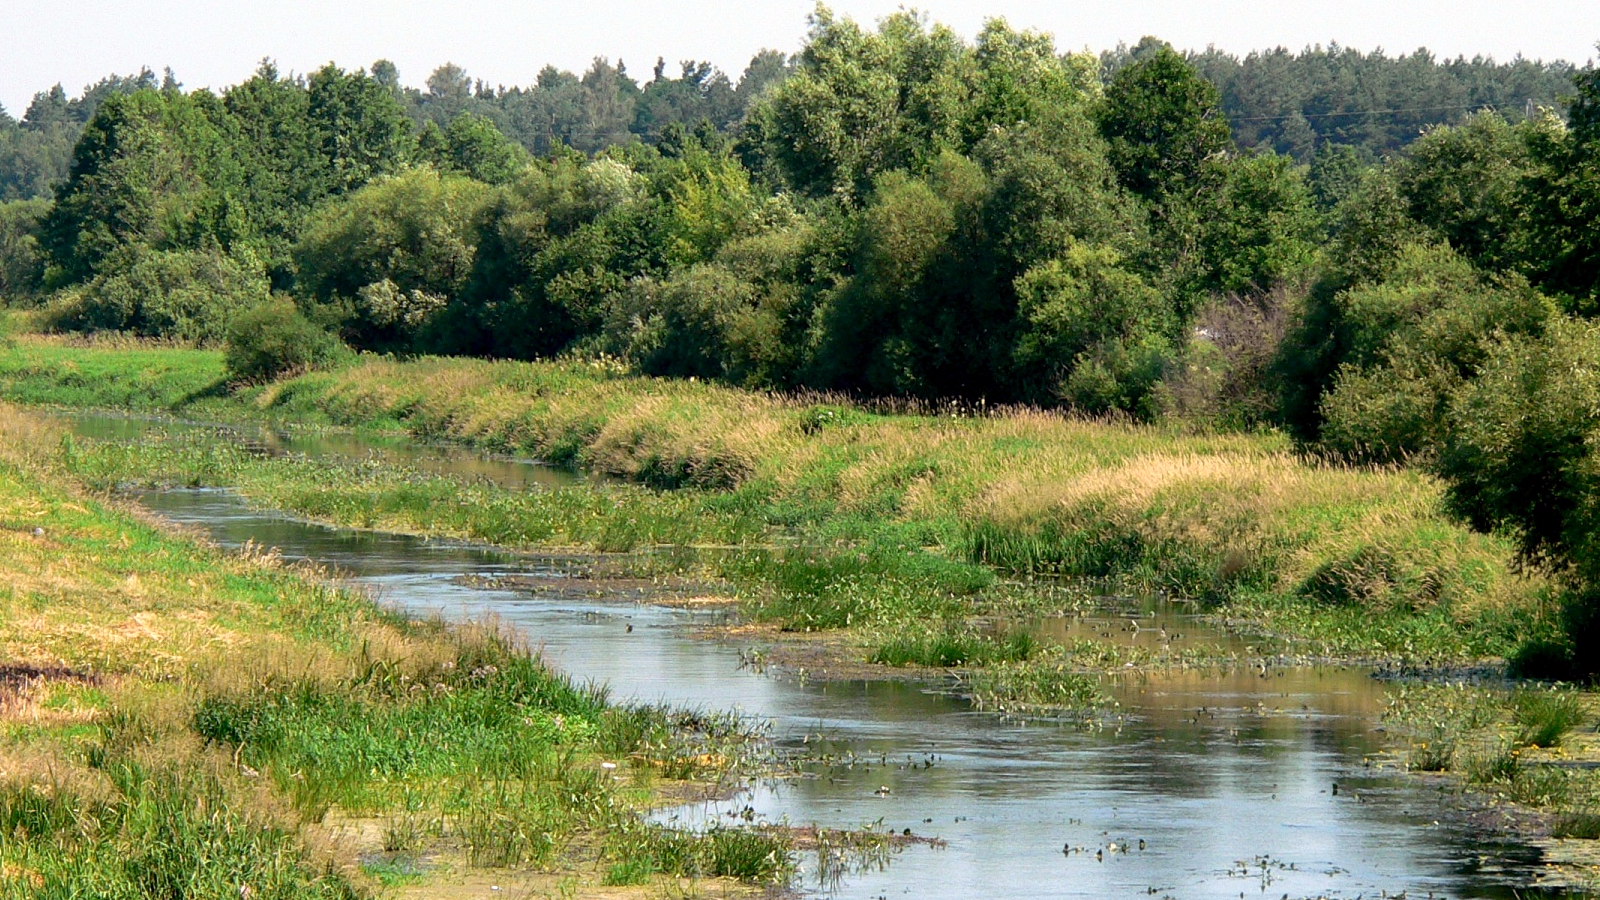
7;354;1600;894
1383;681;1600;891
0;405;787;898
0;333;1562;669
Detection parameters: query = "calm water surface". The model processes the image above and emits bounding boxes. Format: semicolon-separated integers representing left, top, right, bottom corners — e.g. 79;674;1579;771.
66;414;1564;900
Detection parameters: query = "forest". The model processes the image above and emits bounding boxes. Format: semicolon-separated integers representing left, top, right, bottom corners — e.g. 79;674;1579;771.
3;9;1600;665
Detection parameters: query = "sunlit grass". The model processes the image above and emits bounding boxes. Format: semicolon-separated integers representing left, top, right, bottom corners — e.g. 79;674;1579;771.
0;340;1567;663
0;404;786;895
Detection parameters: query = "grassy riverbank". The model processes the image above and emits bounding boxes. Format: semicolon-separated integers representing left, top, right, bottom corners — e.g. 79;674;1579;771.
0;405;787;898
0;333;1564;666
1386;680;1600;887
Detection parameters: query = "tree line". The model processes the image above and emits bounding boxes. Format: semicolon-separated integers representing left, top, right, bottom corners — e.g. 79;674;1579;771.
1;27;1579;202
4;8;1600;670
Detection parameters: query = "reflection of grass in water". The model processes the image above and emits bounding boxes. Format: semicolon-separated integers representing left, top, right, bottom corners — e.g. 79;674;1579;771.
1554;811;1600;839
812;825;900;893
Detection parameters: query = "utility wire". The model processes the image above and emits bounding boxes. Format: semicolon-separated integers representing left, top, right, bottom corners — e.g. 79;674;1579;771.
1228;101;1556;123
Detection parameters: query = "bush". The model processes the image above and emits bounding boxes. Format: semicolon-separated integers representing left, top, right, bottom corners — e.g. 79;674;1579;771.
46;246;270;343
1013;244;1178;417
1297;242;1553;461
0;198;49;304
602;263;803;387
1439;320;1600;674
1439;319;1600;575
293;167;493;352
225;298;346;383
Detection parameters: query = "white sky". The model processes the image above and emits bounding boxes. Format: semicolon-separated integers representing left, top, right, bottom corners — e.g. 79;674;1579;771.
4;1;1598;117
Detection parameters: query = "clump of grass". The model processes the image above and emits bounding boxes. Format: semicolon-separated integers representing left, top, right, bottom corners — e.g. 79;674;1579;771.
361;856;427;887
0;757;360;900
1460;743;1522;785
962;654;1108;717
734;542;995;632
872;627;1038;668
1386;683;1502;773
603;822;791;884
1407;739;1454;772
1511;687;1585;749
1553;810;1600;839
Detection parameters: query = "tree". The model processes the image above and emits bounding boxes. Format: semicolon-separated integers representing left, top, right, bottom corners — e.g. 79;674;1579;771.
420;113;530;184
223;61;315;279
1098;43;1233;206
1522;65;1600;314
1437;317;1600;672
745;7;971;200
294;167;493;351
304;64;415;198
0;199;49;301
1195;151;1319;294
1316;243;1554;461
1394;111;1536;272
40;89;247;285
632;60;740;140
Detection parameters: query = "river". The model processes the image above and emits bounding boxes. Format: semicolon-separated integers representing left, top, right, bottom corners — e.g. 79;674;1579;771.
64;413;1566;899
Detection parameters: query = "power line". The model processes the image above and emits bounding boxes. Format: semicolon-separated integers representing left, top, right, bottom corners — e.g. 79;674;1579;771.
1228;101;1553;124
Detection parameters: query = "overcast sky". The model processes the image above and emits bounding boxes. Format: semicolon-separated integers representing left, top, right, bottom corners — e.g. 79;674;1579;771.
5;1;1598;117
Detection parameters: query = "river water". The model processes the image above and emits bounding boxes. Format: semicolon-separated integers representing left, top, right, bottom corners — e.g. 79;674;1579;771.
64;413;1565;899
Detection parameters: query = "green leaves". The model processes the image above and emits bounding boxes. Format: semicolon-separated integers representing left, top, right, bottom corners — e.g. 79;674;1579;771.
293;167;493;350
1098;44;1232;206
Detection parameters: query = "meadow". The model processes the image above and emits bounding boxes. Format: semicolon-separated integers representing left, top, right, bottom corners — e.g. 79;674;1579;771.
0;332;1562;667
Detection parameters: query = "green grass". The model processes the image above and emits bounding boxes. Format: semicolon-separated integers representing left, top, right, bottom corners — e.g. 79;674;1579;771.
1386;682;1600;825
0;337;1568;665
1511;687;1586;749
0;760;362;900
0;406;787;895
872;627;1039;668
602;823;791;884
960;653;1110;717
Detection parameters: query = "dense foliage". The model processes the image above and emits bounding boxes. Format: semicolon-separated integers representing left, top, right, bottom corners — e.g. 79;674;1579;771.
4;9;1600;666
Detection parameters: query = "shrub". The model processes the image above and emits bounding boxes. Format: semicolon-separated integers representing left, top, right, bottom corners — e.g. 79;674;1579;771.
605;264;757;380
224;298;346;383
1013;244;1178;417
47;245;270;343
0;198;49;304
1440;319;1600;576
293;167;492;352
1306;243;1554;461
